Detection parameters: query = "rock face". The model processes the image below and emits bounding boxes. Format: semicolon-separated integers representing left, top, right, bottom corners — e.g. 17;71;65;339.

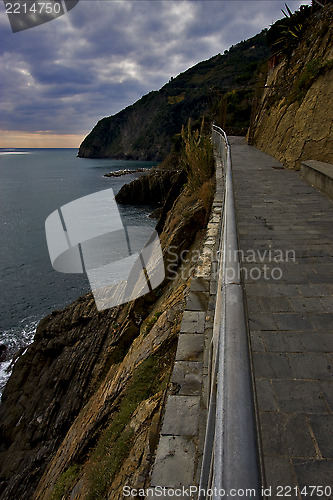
34;306;183;500
251;4;333;168
104;167;150;177
78;92;172;161
115;168;185;205
0;295;137;499
0;158;214;499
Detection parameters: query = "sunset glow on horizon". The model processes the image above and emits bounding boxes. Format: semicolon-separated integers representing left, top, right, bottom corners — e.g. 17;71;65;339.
1;1;309;150
0;130;86;149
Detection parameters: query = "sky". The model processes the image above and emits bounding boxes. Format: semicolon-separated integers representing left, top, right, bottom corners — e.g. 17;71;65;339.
0;0;311;148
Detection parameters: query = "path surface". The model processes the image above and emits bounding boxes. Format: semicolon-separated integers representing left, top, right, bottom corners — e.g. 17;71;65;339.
230;137;333;498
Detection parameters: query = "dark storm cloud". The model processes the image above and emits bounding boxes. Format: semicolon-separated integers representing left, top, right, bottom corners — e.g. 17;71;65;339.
0;0;310;137
33;63;94;86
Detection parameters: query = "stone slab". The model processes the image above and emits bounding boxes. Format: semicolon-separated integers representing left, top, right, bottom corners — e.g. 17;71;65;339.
287;353;333;380
272;380;328;413
189;277;210;292
250;330;266;352
301;160;333;179
263;456;298;491
255;379;278;411
301;332;333;353
185;291;209;312
171;361;203;396
180;311;205;334
273;313;313;331
253;352;294;379
263;331;304;352
319;381;333;412
292;459;333;493
308;414;333;458
161;396;200;436
150;435;196;488
260;412;316;458
176;334;204;362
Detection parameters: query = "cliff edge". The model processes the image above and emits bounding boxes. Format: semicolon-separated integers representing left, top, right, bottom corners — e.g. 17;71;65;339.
0;129;215;500
78;31;270;161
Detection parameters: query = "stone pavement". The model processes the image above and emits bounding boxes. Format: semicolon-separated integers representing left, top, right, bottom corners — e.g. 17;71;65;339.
230;137;333;499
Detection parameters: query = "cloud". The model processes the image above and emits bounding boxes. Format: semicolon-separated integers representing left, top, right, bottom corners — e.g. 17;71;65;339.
0;0;311;144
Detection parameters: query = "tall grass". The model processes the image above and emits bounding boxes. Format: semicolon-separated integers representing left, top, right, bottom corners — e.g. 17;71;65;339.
180;118;214;192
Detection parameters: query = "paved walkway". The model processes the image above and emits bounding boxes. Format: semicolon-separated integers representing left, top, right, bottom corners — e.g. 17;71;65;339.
230;137;333;499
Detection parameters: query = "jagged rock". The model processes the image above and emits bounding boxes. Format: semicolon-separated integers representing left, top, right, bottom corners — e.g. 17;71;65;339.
0;295;143;500
33;308;182;500
115;169;183;205
0;345;7;362
149;207;163;219
104;167;150;177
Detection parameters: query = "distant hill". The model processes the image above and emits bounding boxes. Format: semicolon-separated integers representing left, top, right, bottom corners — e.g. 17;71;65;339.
78;31;270;161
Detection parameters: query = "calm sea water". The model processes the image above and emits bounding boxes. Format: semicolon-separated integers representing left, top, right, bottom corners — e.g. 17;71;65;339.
0;148;157;392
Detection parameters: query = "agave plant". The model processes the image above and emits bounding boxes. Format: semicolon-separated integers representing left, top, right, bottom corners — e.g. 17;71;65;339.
268;3;311;58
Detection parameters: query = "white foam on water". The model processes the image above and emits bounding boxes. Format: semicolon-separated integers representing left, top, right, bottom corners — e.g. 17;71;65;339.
0;318;38;397
0;361;12;392
0;151;32;155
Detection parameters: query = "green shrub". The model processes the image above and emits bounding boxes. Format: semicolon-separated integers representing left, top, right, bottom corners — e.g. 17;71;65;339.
86;355;168;499
144;311;163;336
50;465;81;500
289;59;333;104
267;3;312;58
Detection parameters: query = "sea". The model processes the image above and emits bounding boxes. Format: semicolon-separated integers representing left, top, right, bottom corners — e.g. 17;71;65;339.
0;148;157;394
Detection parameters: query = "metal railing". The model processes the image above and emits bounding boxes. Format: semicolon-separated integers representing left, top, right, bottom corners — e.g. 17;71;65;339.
198;126;262;499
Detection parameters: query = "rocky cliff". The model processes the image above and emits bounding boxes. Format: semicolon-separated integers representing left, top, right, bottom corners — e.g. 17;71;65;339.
0;136;215;499
5;8;331;496
250;3;333;168
115;168;185;206
78;31;270;160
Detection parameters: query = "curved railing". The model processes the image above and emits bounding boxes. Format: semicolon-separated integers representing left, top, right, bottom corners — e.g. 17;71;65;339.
198;125;262;499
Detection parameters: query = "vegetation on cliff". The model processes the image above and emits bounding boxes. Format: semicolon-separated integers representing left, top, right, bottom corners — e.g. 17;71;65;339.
78;31;270;161
250;2;333;168
266;1;333;59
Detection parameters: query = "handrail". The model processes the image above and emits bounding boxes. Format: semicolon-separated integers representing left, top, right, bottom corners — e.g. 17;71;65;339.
198;126;262;499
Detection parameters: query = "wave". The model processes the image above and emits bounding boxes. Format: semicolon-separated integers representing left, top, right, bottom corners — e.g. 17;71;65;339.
0;317;38;396
0;151;32;155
